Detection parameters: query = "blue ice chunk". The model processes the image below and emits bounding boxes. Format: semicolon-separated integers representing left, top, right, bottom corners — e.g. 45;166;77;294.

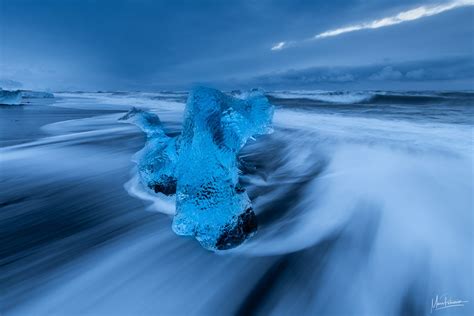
121;87;274;250
119;107;179;195
173;87;274;250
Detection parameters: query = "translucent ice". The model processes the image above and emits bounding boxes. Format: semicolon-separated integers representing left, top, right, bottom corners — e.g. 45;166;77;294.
119;107;179;195
121;87;274;250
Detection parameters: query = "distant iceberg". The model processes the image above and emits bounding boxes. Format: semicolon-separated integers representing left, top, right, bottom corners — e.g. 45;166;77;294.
21;90;54;98
0;90;22;105
0;89;55;105
121;87;274;250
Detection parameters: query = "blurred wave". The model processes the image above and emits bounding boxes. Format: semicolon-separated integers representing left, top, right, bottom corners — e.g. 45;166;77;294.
268;90;374;103
268;90;474;106
1;91;472;315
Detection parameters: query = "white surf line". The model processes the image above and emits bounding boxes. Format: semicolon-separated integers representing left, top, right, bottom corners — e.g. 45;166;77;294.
0;127;131;156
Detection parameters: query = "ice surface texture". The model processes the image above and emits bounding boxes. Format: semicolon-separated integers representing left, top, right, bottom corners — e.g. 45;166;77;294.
120;87;274;250
120;107;179;196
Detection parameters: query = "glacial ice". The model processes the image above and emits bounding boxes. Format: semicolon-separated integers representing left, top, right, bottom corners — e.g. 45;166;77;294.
21;90;54;98
121;87;274;250
0;89;55;105
0;90;22;105
119;107;179;196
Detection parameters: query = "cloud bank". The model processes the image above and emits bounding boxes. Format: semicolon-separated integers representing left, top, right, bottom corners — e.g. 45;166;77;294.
246;56;474;89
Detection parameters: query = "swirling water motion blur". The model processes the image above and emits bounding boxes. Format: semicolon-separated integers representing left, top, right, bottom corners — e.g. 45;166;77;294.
1;90;473;315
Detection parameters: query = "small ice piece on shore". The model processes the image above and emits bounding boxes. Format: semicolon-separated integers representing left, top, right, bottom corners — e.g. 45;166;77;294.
119;107;179;195
120;87;274;250
0;90;22;105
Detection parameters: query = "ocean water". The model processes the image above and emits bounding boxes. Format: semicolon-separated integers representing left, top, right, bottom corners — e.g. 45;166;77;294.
1;90;473;315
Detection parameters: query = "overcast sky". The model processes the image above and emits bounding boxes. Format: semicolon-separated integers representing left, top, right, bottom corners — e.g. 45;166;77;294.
1;0;473;91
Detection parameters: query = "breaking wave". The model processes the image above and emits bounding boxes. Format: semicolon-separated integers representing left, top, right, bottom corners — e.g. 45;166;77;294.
268;90;474;105
268;90;374;104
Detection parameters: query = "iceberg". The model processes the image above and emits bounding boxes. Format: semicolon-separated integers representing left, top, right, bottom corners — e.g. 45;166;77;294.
0;90;22;105
0;89;54;105
121;87;274;250
21;90;54;98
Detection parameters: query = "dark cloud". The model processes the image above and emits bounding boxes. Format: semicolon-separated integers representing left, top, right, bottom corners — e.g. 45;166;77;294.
369;66;403;81
243;56;474;89
405;69;426;80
